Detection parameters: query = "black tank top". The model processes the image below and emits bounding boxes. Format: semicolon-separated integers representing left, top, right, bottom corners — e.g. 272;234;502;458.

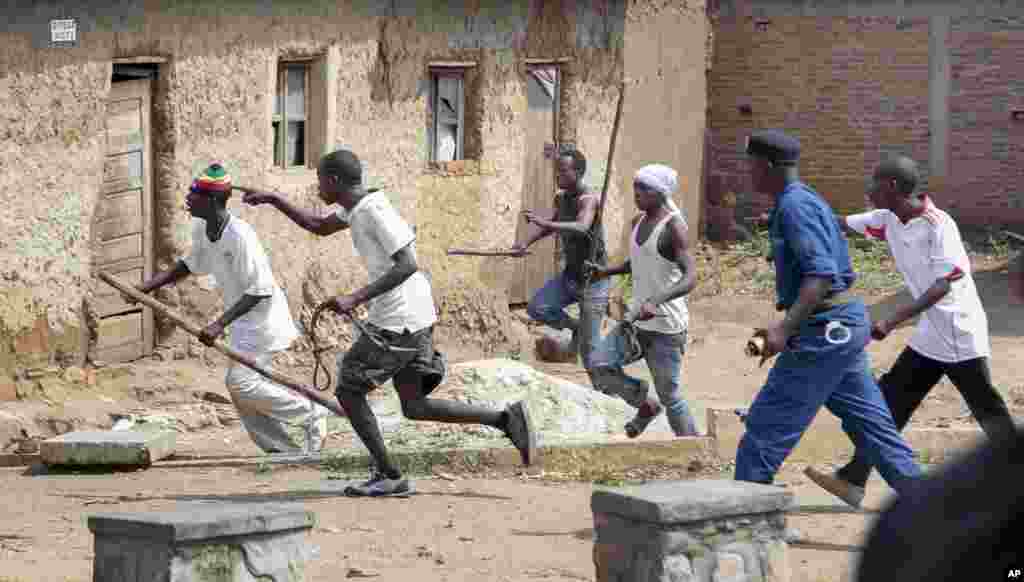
555;190;608;283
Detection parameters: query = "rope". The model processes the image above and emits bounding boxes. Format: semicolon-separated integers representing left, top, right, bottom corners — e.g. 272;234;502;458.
306;303;334;392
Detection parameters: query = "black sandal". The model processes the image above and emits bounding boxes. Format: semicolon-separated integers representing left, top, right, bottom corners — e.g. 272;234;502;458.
624;403;663;438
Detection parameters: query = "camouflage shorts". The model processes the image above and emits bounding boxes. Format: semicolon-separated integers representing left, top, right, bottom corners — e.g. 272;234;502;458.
335;323;447;396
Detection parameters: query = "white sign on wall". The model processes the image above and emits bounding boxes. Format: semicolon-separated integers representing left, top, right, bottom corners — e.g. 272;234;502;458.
49;18;78;47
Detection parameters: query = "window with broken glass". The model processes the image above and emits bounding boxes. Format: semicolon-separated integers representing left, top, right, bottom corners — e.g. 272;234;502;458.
429;71;465;163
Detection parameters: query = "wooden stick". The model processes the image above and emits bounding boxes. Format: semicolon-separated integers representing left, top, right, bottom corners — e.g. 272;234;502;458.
594;80;627;241
447;249;531;257
97;272;347;418
1003;230;1024;244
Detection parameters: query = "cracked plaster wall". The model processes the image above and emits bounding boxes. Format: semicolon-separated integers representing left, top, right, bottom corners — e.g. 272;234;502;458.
0;0;707;384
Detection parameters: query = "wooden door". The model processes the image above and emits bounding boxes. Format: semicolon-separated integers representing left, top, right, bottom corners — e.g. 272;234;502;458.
92;79;154;363
510;66;560;305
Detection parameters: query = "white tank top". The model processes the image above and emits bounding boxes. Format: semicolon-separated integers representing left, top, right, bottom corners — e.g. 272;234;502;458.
628;211;690;334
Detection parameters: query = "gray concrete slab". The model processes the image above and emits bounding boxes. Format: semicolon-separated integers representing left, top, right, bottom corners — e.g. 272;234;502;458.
591;479;794;524
40;430;177;466
88;502;315;542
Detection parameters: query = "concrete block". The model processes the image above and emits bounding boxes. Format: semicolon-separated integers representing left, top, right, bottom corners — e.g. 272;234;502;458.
707;407;989;466
591;479;794;524
40;430;177;466
89;503;317;582
592;479;792;582
88;503;316;542
707;407;852;463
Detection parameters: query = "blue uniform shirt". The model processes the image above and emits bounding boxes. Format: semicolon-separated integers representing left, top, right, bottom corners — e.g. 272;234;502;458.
769;181;857;310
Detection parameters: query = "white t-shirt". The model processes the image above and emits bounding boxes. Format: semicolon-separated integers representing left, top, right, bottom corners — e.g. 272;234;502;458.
846;201;989;362
183;215;299;353
334;192;438;333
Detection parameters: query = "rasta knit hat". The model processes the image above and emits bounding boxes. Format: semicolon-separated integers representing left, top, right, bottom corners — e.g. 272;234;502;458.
190;163;233;195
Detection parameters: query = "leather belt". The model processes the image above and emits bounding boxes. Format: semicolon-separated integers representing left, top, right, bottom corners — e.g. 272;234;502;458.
777;290;854;314
811;290;854;314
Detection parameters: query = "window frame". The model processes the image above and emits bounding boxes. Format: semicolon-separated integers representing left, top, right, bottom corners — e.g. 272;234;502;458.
429;68;466;164
273;60;312;169
423;62;475;163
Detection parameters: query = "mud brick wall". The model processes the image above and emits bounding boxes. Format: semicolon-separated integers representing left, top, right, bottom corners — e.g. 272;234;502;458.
0;0;708;386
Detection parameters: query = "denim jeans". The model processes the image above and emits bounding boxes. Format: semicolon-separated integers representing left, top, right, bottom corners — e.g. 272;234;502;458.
526;269;611;369
587;321;699;436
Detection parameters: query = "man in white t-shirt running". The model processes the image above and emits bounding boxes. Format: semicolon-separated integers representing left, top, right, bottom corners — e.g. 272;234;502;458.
240;149;537;498
805;156;1016;508
129;163;330;455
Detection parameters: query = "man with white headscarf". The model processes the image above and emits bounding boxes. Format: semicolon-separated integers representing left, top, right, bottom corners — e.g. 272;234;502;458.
587;164;701;437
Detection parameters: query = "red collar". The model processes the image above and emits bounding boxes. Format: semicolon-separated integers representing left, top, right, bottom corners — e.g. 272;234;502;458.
903;194;939;225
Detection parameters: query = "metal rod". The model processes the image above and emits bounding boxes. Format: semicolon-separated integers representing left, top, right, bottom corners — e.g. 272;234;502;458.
1003;230;1024;244
447;249;531;257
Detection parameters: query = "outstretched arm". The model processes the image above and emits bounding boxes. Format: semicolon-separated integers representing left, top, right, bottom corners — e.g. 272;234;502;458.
238;187;349;236
530;195;598;237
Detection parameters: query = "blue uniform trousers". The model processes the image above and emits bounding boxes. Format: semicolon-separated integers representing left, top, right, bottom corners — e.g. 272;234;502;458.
734;302;921;494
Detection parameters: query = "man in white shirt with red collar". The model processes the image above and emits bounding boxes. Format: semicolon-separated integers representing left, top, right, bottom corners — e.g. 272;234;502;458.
805;155;1016;508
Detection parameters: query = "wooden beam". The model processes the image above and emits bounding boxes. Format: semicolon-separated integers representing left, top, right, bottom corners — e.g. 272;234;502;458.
113;56;167;64
428;61;478;69
524;57;574;65
790;541;863;553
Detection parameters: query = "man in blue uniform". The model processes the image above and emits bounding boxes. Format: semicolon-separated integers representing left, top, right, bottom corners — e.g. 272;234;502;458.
734;130;921;495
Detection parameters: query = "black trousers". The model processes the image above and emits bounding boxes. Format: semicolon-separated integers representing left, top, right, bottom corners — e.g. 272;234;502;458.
837;345;1016;487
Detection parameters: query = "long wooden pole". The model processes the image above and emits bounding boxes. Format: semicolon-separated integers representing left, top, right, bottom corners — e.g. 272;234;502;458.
97;272;347;418
593;80;627;242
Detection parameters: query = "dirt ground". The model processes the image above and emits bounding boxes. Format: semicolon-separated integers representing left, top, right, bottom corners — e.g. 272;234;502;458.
1;257;1022;582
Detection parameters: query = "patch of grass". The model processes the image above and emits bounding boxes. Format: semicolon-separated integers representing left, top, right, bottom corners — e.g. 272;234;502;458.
732;226;772;259
581;466;627;487
707;227;906;296
848;237;904;294
987;232;1012;259
320;448;488;478
254;460;272;474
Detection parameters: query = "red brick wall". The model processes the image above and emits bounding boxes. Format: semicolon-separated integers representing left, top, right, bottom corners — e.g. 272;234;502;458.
707;15;932;221
946;16;1024;225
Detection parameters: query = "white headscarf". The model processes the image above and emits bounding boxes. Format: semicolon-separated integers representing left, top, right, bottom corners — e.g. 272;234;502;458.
634;164;684;217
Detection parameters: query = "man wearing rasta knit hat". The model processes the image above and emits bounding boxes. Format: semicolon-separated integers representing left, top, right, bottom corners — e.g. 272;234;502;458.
239;149;537;498
733;130;921;494
130;163;330;455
